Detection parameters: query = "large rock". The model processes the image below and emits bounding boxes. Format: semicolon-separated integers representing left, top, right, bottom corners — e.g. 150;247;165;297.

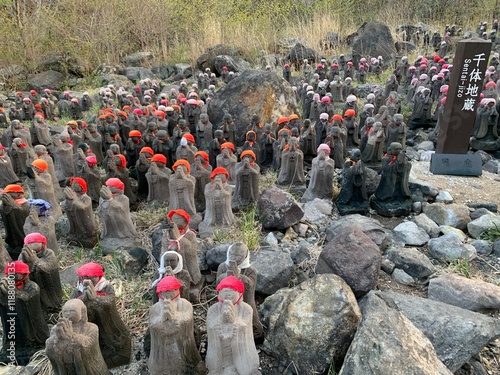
251;248;294;295
339;292;452;375
423;203;471;230
316;226;381;298
120;67;154;82
207;70;297;144
428;232;477;261
204;243;231;270
385;246;436;281
381;291;500;373
467;212;500;238
261;274;361;374
121;51;154;67
393;221;430;246
411;213;440;238
302;198;333;224
196;44;241;72
100;74;133;88
428;273;500;312
283;42;318;68
326;214;390;250
27;70;66;90
350;21;397;64
213;55;251;74
257;186;304;230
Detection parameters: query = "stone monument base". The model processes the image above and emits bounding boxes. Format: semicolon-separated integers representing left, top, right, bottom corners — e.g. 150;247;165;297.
370;197;412;217
469;138;500;152
336;202;369;216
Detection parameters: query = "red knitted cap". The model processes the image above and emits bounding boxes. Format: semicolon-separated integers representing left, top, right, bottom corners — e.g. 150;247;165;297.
24;232;47;245
106;178;125;190
210;167;229;180
167;209;190;226
70;177;88;193
151;154;167;164
5;261;30;275
217;275;245;293
156;276;182;293
76;262;104;277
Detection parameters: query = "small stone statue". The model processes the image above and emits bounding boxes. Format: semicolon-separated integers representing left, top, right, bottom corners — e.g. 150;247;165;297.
216;243;264;343
0;260;50;365
70;262;131;368
470;98;500;151
386;114;407;152
325;126;345;169
152;251;191;302
336;148;369;215
146;154;171;205
232;150;260;211
46;299;110;375
169;160;202;230
277;136;306;193
136;147;153;200
148;276;206;375
370;142;413;217
206;276;261;375
10;137;30;177
98;178;139;253
302;144;335;202
1;184;30;259
24;199;58;255
360;121;385;165
199;167;238;239
31;159;63;218
161;210;203;302
19;233;62;315
0;144;20;188
61;177;99;248
191;151;212;212
216;142;237;184
79;155;102;206
53;133;75;184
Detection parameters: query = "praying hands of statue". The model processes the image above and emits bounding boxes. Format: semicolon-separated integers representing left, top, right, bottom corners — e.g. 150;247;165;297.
0;278;10;295
29;210;41;225
222;300;236;324
64;187;77;200
162;299;175;321
139;153;150;165
1;193;15;207
77;148;86;160
82;279;98;302
100;186;113;200
165;266;173;276
105;133;114;144
55;317;75;340
83;128;91;139
21;246;37;264
226;261;240;278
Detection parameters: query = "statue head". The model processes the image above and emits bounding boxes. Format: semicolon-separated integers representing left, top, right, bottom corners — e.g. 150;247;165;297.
173;159;190;177
2;184;25;199
288;136;298;150
393;114;404;125
264;124;272;134
108;125;118;135
200;113;209;124
76;262;104;288
330;126;340;138
211;167;229;187
223;113;233;123
167;209;190;233
24;232;47;255
226;243;249;267
217;276;244;304
317;143;330;159
350;148;361;162
164;251;182;272
246;130;256;142
303;119;311;129
240;150;256;166
251;114;259;125
389;142;403;155
220;142;234;156
62;299;87;324
214;129;224;140
157;130;168;141
110;143;120;154
179;119;187;130
70;177;87;194
156;276;182;301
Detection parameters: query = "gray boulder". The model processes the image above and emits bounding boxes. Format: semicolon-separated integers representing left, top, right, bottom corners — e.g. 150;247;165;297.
409;177;439;201
204;243;231;270
483;159;500;174
196;44;241;71
385;246;436;281
261;274;361;374
121;67;154;82
121;51;154;67
257;186;304;230
350;21;397;64
339;292;452;375
100;74;133;88
213;55;251;74
316;225;381;298
207;70;297;145
251;248;294;295
326;214;390;250
283;43;318;68
302;198;333;224
393;221;430;246
428;273;500;312
423;203;471;230
411;213;440;237
381;290;500;373
435;191;453;203
417;140;435;151
395;41;417;53
467;212;500;238
392;268;415;285
113;247;149;277
470;207;494;220
428;232;477;261
470;239;493;255
27;70;66;90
